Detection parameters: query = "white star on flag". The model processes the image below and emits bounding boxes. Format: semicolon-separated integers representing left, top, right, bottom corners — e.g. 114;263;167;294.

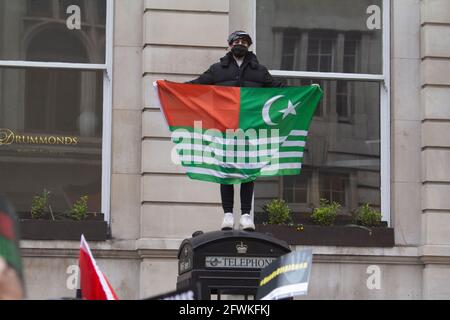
279;100;300;119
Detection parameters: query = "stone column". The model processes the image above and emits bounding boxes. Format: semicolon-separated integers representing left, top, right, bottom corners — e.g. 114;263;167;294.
110;0;143;239
420;0;450;299
391;0;422;247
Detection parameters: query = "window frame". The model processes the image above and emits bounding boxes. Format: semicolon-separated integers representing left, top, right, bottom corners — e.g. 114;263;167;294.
253;0;391;226
0;0;114;225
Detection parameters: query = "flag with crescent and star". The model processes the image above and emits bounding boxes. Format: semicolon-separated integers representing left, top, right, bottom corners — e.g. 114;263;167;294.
154;80;323;184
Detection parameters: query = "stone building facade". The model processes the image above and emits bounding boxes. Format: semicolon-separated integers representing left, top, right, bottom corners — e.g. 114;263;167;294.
1;0;449;299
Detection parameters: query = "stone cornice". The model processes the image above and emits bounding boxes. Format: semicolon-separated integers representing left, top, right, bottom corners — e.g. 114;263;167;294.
137;249;178;259
313;255;421;265
420;256;450;264
19;240;450;265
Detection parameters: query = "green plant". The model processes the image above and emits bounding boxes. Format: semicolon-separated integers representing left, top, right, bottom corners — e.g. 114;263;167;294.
31;189;51;219
311;199;341;226
68;195;89;221
263;199;292;225
354;203;382;227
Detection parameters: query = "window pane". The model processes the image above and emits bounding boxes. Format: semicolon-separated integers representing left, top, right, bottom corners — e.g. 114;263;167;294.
319;173;347;206
257;79;381;213
28;0;53;17
307;80;380;211
283;188;294;203
321;39;333;55
0;67;103;213
279;170;311;205
294;187;308;204
336;81;350;119
281;33;296;70
284;176;294;188
308;39;319;55
307;56;319;72
320;56;332;72
344;39;357;56
256;0;383;74
0;0;106;63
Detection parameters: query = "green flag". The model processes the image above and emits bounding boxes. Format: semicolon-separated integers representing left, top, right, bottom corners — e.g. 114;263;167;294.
156;81;323;184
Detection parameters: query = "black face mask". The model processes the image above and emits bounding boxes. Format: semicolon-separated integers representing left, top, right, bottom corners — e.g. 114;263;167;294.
231;45;248;58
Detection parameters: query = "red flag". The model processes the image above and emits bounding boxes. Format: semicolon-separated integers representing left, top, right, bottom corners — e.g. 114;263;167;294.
79;235;119;300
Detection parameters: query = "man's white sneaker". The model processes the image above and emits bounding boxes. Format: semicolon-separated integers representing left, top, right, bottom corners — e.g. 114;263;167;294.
221;213;234;230
239;214;255;231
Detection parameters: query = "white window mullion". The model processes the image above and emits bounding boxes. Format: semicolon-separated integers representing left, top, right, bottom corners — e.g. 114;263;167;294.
381;0;391;226
101;0;114;226
102;72;112;227
380;82;390;226
268;70;384;82
0;60;107;70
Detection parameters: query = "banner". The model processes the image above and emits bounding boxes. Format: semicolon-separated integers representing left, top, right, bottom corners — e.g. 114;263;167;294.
256;249;313;300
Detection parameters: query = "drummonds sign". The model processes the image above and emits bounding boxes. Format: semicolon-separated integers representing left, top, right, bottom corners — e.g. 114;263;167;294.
0;128;78;146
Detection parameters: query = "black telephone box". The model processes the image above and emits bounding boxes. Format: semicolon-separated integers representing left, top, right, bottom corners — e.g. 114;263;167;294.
177;230;291;300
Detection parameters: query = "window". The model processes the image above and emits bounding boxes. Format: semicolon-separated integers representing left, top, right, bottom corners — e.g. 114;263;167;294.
0;0;106;63
255;0;389;222
283;169;311;204
336;81;353;122
343;33;361;73
257;0;383;74
0;0;111;220
307;31;334;72
0;67;103;213
278;30;364;74
319;172;348;206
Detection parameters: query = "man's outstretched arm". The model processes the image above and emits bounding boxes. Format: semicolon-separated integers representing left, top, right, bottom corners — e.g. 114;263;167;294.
188;66;215;85
263;68;286;88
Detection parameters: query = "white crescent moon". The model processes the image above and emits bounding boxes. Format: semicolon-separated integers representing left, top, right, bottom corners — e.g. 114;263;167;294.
262;95;284;126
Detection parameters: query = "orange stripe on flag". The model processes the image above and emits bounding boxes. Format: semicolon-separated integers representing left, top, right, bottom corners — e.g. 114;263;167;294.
156;80;240;131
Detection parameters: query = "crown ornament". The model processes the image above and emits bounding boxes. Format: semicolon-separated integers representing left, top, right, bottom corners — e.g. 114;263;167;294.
236;241;248;254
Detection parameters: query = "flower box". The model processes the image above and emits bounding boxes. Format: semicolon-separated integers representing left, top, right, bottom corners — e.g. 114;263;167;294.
18;212;108;241
255;211;394;247
255;223;394;247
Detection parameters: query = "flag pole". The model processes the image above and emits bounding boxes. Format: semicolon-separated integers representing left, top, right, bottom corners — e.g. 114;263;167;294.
77;234;83;300
76;289;82;300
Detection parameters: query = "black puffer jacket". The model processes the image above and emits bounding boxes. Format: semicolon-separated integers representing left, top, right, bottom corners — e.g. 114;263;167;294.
189;51;284;88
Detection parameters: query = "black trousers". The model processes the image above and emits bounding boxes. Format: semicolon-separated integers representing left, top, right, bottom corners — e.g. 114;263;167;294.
220;182;254;215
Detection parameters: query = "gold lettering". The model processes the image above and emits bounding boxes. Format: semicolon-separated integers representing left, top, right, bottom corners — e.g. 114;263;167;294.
0;129;79;146
0;129;15;146
39;136;48;144
29;136;38;144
